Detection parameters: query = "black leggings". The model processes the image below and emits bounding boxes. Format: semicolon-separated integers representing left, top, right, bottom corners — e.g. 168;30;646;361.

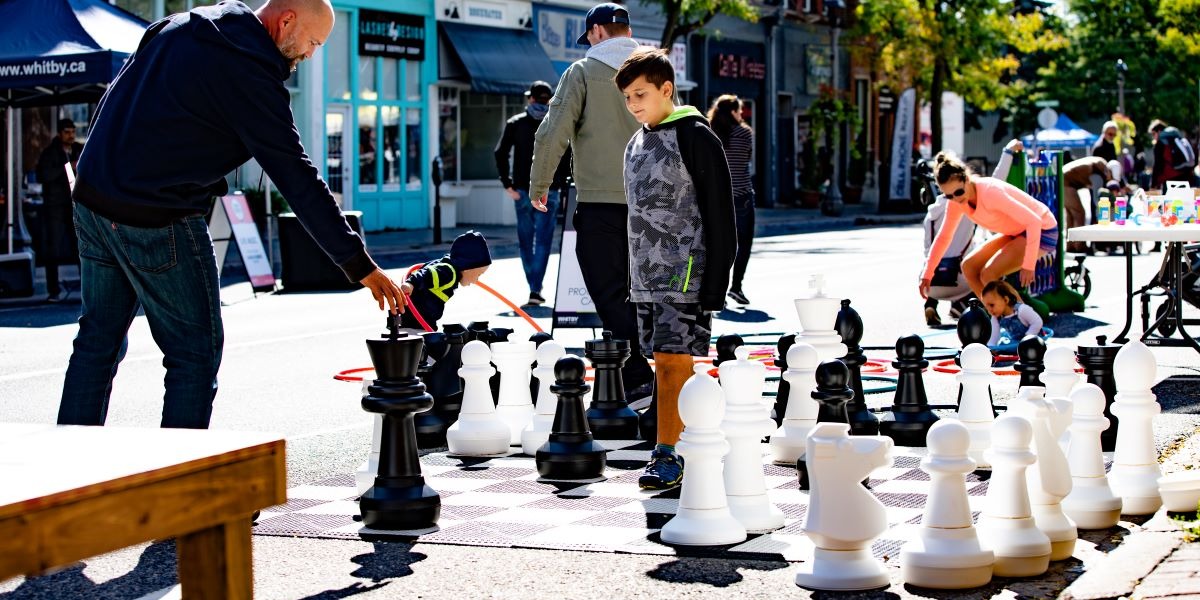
730;191;756;292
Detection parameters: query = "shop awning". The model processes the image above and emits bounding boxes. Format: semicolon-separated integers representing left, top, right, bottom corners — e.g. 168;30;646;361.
439;22;558;95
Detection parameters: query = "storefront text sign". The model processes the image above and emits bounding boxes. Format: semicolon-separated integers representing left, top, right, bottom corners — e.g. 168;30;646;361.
359;10;425;60
714;53;765;80
438;0;533;29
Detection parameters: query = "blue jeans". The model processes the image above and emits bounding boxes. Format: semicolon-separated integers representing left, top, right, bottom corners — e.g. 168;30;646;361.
59;203;224;429
514;188;560;294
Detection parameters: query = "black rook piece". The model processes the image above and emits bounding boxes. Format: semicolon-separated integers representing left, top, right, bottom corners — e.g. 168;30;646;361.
713;334;745;367
879;334;939;447
836;299;878;435
584;331;640;439
413;332;449;448
1077;335;1120;451
430;324;467;423
1016;335;1047;388
359;319;441;530
466;321;491;343
772;334;796;427
536;355;607;480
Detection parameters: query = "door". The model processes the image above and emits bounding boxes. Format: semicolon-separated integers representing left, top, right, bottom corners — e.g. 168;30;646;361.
325;104;352;209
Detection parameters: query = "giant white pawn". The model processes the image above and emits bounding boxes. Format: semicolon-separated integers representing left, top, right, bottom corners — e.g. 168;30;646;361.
1062;383;1123;529
660;365;748;546
1042;346;1079;452
720;346;785;533
1010;386;1076;561
793;274;847;362
900;420;994;589
976;413;1051;577
521;340;566;456
446;341;511;456
492;340;537;445
795;423;893;591
1109;340;1163;515
956;343;996;468
770;342;820;465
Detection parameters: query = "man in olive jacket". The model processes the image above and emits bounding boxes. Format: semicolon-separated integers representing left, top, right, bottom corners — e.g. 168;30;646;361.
527;2;654;397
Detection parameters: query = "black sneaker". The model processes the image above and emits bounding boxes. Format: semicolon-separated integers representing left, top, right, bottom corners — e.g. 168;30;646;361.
626;381;654;411
639;448;684;490
526;292;545;306
727;289;750;305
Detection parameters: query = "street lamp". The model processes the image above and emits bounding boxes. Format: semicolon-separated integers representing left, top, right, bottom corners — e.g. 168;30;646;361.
820;0;845;217
1115;59;1127;115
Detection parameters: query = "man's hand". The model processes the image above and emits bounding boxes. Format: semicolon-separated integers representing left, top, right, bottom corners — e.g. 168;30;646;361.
531;194;548;212
505;187;521;201
1006;139;1024;154
1019;267;1035;288
918;278;932;300
360;268;406;314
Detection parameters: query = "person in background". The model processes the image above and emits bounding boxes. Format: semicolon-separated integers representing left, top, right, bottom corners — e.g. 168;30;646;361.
707;94;755;306
527;2;655;403
1149;119;1196;190
494;80;571;307
1091;121;1118;162
1062;156;1114;252
59;0;404;430
35;119;83;303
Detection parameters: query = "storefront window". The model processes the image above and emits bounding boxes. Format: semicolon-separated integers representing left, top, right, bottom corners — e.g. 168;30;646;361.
459;92;519;180
406;108;422;191
382;106;401;191
381;59;399;100
359;56;377;99
326;110;346;201
406;61;422;102
327;12;350;101
358;105;377;191
438;87;460;182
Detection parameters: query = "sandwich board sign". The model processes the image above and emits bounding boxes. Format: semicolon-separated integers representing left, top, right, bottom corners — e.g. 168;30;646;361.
210;192;276;292
551;189;602;330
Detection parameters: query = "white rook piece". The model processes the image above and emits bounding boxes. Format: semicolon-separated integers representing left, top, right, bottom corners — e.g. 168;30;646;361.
1062;383;1122;529
522;340;566;456
976;413;1051;577
1010;386;1076;561
1042;345;1079;451
446;341;511;456
795;423;893;591
793;274;847;362
720;346;784;533
900;420;994;589
660;365;748;546
770;342;819;465
1109;340;1163;515
492;340;537;445
956;343;996;468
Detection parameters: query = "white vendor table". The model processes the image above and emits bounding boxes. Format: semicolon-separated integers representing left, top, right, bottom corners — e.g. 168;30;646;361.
1068;224;1200;352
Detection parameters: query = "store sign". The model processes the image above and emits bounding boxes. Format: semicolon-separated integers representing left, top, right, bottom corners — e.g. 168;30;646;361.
359;10;425;60
806;45;831;95
633;38;689;82
438;0;532;29
535;6;588;67
714;53;765;80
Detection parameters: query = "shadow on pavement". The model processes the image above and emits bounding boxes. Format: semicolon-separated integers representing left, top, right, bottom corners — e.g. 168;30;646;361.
0;540;177;600
296;542;426;600
1080;524;1134;553
645;557;788;588
1154;376;1200;414
717;308;774;323
1045;313;1109;338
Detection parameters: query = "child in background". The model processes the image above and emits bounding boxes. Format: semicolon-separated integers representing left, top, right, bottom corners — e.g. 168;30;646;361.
615;49;736;490
399;231;492;331
981;279;1044;348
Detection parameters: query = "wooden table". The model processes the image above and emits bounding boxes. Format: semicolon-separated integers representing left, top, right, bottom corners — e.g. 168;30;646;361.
0;423;286;598
1068;224;1200;352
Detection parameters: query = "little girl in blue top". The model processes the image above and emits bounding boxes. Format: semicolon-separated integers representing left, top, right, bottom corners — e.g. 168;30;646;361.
981;280;1044;348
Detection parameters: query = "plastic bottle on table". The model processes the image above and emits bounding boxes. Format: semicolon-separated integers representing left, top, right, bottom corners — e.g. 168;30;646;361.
1097;194;1112;225
1115;196;1127;225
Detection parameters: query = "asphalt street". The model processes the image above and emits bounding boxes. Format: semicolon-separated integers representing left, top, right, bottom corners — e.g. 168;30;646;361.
1;221;1198;599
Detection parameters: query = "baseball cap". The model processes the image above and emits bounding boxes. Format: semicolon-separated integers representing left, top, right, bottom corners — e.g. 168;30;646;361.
576;2;630;46
525;81;553;100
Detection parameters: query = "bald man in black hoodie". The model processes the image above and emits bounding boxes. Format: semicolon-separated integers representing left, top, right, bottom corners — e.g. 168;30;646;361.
62;0;404;429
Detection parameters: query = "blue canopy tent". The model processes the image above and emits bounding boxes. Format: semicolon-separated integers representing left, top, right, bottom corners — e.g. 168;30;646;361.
0;0;147;256
1021;114;1100;152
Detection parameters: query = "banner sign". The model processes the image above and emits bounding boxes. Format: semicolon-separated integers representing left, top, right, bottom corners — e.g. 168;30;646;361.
211;193;276;291
0;51;121;89
359;10;426;60
552;190;602;329
888;88;916;201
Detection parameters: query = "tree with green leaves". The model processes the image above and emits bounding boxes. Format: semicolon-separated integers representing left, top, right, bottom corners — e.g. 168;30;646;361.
638;0;760;49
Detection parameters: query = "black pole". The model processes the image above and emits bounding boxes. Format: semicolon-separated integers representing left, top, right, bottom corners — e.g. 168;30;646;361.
432;157;443;245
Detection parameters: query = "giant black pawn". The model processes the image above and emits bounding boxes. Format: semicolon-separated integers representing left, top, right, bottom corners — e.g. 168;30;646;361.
836;299;879;435
772;334;796;426
359;322;440;530
536;355;607;480
584;331;640;439
713;334;745;367
956;298;996;414
813;359;854;425
879;334;939;447
413;333;448;448
1015;335;1047;388
1077;336;1120;451
429;325;466;423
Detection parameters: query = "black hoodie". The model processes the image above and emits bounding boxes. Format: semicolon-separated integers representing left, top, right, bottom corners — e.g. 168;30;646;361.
74;1;375;281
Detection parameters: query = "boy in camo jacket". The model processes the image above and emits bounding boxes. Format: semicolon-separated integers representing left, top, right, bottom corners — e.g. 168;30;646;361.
615;49;737;490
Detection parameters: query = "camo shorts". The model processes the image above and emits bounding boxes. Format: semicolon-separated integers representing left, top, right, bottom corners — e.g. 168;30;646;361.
635;302;712;357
